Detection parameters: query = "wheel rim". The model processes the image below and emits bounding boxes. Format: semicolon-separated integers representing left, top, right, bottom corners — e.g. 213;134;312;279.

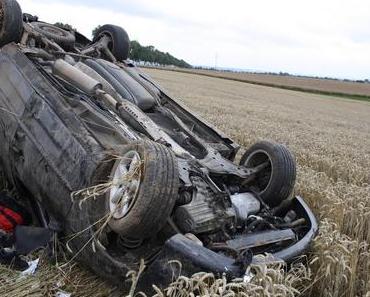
109;150;142;219
244;149;273;194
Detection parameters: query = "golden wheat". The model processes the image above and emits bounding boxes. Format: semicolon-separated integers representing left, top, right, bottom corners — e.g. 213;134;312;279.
145;68;370;297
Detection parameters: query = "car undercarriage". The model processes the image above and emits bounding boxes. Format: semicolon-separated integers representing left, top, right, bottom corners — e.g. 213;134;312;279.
0;0;318;291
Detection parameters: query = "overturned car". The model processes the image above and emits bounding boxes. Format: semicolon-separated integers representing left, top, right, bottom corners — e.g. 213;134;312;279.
0;0;318;291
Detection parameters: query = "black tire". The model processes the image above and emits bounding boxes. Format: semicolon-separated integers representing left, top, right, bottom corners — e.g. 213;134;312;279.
240;141;296;207
98;141;179;238
93;24;130;61
30;22;75;47
0;0;23;47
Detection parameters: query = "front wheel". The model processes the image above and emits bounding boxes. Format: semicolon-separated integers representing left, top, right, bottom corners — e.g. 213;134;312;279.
102;141;179;238
240;141;296;207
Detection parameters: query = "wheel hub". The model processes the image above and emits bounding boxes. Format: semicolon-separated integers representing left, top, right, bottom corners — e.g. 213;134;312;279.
109;150;142;219
244;149;273;194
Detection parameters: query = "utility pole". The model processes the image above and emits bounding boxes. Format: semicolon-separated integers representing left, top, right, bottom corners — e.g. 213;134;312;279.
215;52;218;70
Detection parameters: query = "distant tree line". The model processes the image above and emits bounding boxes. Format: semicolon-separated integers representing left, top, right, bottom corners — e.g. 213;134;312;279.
193;66;370;83
129;40;191;68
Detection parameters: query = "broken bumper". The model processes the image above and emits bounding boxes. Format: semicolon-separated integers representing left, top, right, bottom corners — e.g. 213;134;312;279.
140;196;318;289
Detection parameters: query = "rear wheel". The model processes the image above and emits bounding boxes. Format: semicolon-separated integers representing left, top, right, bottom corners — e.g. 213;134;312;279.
93;24;130;61
0;0;23;47
240;141;296;207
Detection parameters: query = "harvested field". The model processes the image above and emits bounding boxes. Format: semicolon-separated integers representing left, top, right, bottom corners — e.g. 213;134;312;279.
155;67;370;100
1;69;370;296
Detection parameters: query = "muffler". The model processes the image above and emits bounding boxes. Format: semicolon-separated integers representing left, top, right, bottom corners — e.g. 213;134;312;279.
53;59;102;95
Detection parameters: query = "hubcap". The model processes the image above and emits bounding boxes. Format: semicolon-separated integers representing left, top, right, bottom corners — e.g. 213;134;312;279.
109;150;142;219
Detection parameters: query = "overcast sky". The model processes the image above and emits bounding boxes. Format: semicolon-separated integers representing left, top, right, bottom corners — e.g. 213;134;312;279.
19;0;370;79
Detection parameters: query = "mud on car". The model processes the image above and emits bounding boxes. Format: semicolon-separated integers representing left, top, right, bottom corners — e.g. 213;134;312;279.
0;0;317;291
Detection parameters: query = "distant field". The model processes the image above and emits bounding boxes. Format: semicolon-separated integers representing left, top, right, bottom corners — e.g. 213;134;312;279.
153;67;370;100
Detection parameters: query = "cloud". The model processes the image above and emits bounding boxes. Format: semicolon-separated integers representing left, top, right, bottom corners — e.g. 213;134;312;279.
18;0;370;79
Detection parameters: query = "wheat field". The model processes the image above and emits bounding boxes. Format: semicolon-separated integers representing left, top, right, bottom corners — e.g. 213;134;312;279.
145;68;370;297
1;69;369;296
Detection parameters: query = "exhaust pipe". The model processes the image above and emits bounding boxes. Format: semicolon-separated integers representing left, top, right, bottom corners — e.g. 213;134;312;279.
52;59;186;155
53;59;102;95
